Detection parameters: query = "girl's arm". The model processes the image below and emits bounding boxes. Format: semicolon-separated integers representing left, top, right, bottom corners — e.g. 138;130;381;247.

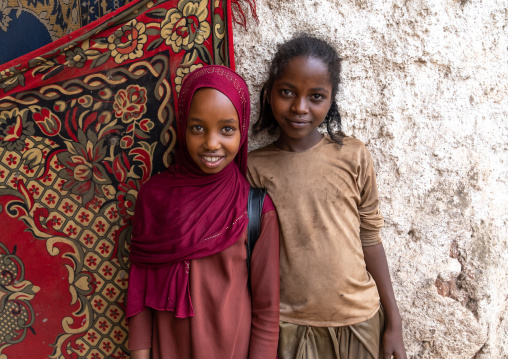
128;308;153;359
130;349;150;359
363;243;407;359
249;209;280;359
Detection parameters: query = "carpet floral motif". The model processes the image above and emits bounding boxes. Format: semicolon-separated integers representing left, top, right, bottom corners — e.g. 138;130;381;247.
0;0;133;64
0;243;39;353
0;0;235;357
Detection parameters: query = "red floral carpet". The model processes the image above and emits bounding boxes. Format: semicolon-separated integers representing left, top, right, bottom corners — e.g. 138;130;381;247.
0;0;237;357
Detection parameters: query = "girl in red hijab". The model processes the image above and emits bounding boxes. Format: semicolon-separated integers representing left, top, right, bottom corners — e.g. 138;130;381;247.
126;66;280;359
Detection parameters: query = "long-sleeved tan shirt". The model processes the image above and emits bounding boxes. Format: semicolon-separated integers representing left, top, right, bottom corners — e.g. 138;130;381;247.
247;135;383;327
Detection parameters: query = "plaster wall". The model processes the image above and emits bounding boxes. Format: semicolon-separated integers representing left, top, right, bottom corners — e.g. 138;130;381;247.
233;1;508;357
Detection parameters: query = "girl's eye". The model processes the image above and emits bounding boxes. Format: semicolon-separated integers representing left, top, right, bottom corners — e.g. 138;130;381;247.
311;93;325;101
222;126;236;134
190;125;204;133
280;89;293;97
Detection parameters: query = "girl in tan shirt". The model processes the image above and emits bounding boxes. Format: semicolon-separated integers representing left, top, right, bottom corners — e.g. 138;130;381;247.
248;35;407;359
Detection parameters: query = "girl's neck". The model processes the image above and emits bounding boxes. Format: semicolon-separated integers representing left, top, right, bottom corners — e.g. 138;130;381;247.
274;130;323;152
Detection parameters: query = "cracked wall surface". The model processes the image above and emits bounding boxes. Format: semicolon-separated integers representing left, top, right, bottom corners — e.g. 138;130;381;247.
233;0;508;358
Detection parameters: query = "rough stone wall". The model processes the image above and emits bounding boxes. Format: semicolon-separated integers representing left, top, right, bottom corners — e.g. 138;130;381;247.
233;1;508;358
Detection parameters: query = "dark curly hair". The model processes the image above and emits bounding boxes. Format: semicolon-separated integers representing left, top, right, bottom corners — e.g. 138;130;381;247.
253;34;345;145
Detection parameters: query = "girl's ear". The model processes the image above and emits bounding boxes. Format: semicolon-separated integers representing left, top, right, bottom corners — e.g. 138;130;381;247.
261;84;271;105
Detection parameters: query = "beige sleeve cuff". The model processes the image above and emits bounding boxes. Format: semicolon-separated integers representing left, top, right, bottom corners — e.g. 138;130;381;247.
360;227;383;246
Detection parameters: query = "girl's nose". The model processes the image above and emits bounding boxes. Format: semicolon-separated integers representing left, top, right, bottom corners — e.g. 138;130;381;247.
204;133;221;150
290;96;309;115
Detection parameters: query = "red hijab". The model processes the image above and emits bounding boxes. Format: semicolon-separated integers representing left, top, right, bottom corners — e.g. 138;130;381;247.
127;66;251;318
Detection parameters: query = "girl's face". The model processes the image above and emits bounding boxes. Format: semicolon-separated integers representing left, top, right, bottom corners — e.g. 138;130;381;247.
270;56;333;150
186;88;241;174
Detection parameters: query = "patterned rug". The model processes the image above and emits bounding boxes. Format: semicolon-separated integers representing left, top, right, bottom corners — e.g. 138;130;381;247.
0;0;132;64
0;0;236;357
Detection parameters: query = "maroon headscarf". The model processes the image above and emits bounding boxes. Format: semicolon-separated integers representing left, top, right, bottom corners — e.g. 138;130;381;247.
126;66;251;318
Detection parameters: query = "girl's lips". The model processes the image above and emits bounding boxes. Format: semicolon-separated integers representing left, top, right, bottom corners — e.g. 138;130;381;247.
286;119;310;129
199;155;225;168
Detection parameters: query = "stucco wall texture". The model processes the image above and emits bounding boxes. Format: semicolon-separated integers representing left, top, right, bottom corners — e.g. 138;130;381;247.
233;0;508;358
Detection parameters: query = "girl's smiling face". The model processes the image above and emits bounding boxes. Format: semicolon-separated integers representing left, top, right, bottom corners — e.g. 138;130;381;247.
270;56;333;151
186;88;241;174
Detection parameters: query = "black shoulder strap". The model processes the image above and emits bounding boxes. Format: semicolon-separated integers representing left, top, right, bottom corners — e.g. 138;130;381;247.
246;187;267;290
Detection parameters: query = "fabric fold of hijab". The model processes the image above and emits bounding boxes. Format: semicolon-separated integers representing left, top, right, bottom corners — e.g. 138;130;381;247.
127;65;251;318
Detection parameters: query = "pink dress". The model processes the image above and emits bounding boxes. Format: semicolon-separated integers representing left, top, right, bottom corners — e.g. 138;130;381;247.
128;209;280;359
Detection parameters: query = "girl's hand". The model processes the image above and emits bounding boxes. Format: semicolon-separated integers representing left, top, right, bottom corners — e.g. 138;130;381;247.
381;319;407;359
130;349;150;359
362;243;407;359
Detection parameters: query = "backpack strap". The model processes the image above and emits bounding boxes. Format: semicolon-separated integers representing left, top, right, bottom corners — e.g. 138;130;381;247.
246;187;267;291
